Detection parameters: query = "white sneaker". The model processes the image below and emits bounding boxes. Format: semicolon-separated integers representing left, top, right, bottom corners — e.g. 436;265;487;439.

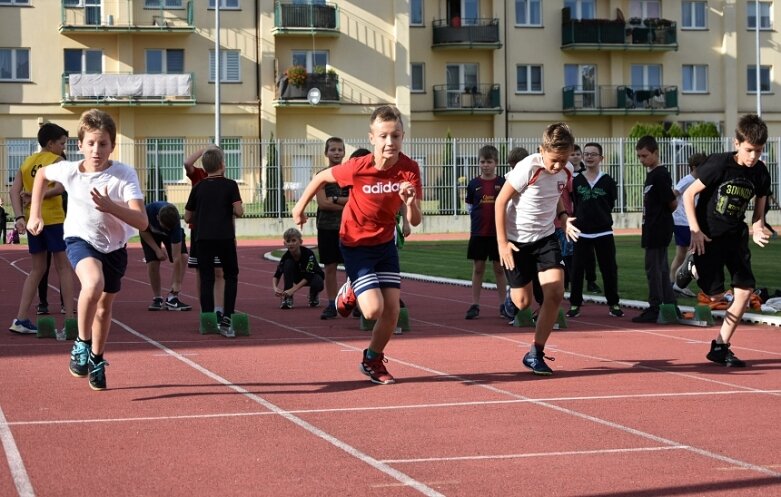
673;283;696;298
9;319;37;334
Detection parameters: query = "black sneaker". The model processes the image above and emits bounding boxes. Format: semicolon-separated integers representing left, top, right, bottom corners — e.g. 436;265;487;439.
465;304;480;320
165;296;192;311
608;305;624;317
36;304;49;315
499;304;514;320
308;295;320;308
88;357;109;391
631;307;659;323
566;305;581;318
148;297;164;311
352;307;361;318
320;305;337;320
522;351;554;375
706;340;746;367
280;296;293;310
676;251;697;289
587;281;602;294
69;340;89;377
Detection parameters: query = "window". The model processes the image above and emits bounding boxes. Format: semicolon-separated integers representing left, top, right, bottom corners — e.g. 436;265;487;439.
515;0;541;26
63;0;79;6
682;1;707;29
564;0;595;20
0;0;30;5
146;49;184;74
64;49;102;74
747;65;771;93
631;64;662;88
0;48;30;81
145;0;183;7
209;50;240;82
629;0;660;19
410;0;423;25
748;1;772;29
146;138;185;190
213;137;242;181
5;139;36;184
682;64;707;93
516;65;542;93
208;0;239;8
564;63;596;108
445;63;478;107
292;50;328;72
411;63;425;92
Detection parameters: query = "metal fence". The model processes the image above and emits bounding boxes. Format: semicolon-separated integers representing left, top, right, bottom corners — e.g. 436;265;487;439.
2;137;779;218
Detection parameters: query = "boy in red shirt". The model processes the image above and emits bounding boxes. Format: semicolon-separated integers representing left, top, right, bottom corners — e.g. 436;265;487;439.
292;106;422;384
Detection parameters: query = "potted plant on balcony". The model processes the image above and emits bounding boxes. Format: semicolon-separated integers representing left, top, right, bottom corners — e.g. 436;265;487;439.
285;65;307;88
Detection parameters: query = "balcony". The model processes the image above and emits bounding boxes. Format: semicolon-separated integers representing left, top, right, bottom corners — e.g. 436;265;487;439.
62;73;196;107
275;74;340;106
562;85;678;115
561;10;677;51
273;1;339;36
59;0;195;34
433;84;502;114
432;18;501;49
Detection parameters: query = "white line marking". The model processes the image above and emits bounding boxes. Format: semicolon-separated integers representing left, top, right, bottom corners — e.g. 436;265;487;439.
0;405;35;497
381;445;688;464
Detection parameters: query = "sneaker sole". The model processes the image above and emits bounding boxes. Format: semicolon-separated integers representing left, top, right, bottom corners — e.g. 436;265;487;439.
165;307;192;311
89;382;107;391
9;328;37;335
359;364;395;385
523;365;553;376
69;367;87;378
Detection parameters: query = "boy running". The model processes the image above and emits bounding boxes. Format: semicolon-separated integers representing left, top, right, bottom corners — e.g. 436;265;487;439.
495;123;579;375
27;109;148;390
682;114;771;367
292;105;422;385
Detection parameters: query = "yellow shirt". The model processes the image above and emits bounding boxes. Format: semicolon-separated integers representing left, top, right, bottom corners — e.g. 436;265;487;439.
20;151;65;224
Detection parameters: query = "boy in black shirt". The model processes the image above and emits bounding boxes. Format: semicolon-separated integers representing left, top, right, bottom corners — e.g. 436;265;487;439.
184;146;243;333
632;135;678;323
681;114;771;367
272;227;325;309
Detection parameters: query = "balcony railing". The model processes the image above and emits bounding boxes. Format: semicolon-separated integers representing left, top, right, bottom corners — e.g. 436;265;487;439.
273;1;339;35
275;74;340;104
562;85;678;114
432;18;501;49
60;0;195;33
433;84;501;113
561;13;677;50
62;73;195;106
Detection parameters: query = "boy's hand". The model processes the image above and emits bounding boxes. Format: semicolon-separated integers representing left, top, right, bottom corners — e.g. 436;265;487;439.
26;216;43;236
399;181;416;205
154;247;167;261
498;240;519;271
273;286;284;298
564;216;580;242
20;191;32;207
753;228;770;247
91;187;116;213
292;205;307;228
689;230;711;255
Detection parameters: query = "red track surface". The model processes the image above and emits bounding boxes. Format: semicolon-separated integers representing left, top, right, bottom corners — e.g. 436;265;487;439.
1;241;779;497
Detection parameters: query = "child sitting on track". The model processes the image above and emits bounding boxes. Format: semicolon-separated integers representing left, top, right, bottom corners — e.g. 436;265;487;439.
272;227;325;309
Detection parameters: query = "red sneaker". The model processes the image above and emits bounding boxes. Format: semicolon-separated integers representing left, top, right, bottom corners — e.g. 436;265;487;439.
360;350;395;385
336;280;357;317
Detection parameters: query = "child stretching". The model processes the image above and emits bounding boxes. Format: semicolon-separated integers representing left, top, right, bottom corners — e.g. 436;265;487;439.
292;105;422;385
495;123;579;375
27;109;148;390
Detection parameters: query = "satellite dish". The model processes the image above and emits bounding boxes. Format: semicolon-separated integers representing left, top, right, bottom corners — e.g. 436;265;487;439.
307;87;321;105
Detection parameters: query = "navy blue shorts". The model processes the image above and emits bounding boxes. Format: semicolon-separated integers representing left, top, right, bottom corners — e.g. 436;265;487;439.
65;237;128;294
28;224;66;255
340;240;400;297
467;235;500;262
673;225;691;247
141;228;187;264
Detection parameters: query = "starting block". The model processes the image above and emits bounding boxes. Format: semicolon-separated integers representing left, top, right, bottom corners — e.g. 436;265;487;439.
513;308;535;328
64;318;78;340
36;317;56;339
658;303;710;327
199;312;220;335
555;308;568;330
360;307;410;333
230;313;250;337
693;304;715;326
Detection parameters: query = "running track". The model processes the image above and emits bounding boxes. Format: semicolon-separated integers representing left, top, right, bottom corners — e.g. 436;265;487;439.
0;241;779;497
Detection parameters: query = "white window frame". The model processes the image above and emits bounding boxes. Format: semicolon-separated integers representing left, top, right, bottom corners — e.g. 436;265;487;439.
0;0;31;5
209;50;240;83
291;50;328;73
144;0;184;7
0;48;30;81
631;63;662;88
629;0;661;19
515;0;541;27
145;49;185;74
682;64;707;93
564;63;596;108
516;64;542;94
410;0;424;26
747;65;772;94
681;1;707;29
748;1;772;30
411;63;425;93
208;0;240;9
564;0;595;20
64;49;103;75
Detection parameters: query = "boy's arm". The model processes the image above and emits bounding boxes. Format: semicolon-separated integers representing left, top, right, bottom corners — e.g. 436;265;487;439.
232;201;244;218
557;196;580;242
183;149;205;177
184;209;193;224
683;179;709;254
90;190;149;231
494;182;518;270
751;196;770;247
138;229;166;260
292;169;337;226
10;170;26;233
315;185;344;211
26;168;51;236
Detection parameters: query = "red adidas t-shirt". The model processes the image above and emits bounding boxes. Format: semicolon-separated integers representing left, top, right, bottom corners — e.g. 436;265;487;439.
331;153;422;247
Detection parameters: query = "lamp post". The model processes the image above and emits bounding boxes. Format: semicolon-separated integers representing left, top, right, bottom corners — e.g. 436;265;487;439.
755;0;761;116
215;0;221;145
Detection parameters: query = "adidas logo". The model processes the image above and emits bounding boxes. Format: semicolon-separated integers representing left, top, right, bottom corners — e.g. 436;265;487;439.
362;181;402;194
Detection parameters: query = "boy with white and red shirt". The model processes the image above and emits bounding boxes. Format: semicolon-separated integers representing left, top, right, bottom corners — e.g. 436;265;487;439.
292;106;422;385
495;123;579;376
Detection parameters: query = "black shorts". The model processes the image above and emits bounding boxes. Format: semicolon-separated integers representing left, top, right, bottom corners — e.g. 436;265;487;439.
467;235;500;262
317;229;343;265
694;227;755;294
504;234;563;289
141;228;187;264
188;238;222;268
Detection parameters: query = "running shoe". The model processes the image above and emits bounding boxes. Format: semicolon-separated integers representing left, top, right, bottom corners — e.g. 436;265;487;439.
69;340;89;377
88;357;109;390
165;296;192;311
675;251;697;289
360;350;395;385
148;297;164;311
9;319;37;335
320;305;338;320
608;305;624;317
336;280;357;317
673;283;696;298
280;296;293;310
706;340;746;367
465;304;480;320
631;306;660;323
36;304;49;315
566;305;581;318
522;351;555;376
308;294;320;308
219;315;235;338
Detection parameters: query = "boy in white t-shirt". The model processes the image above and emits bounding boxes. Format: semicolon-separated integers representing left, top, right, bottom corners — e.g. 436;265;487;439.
670;152;706;296
27;109;148;391
495;123;579;375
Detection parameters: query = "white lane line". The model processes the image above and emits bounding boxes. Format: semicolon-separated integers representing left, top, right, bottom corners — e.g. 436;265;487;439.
0;405;34;497
9;389;781;427
112;319;446;497
381;446;688;464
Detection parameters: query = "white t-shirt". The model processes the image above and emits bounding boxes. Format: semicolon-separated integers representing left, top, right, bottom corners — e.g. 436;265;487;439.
45;160;144;253
504;153;573;243
673;173;696;226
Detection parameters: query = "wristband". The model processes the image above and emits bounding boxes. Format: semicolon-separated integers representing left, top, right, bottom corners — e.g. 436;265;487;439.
15;216;25;222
